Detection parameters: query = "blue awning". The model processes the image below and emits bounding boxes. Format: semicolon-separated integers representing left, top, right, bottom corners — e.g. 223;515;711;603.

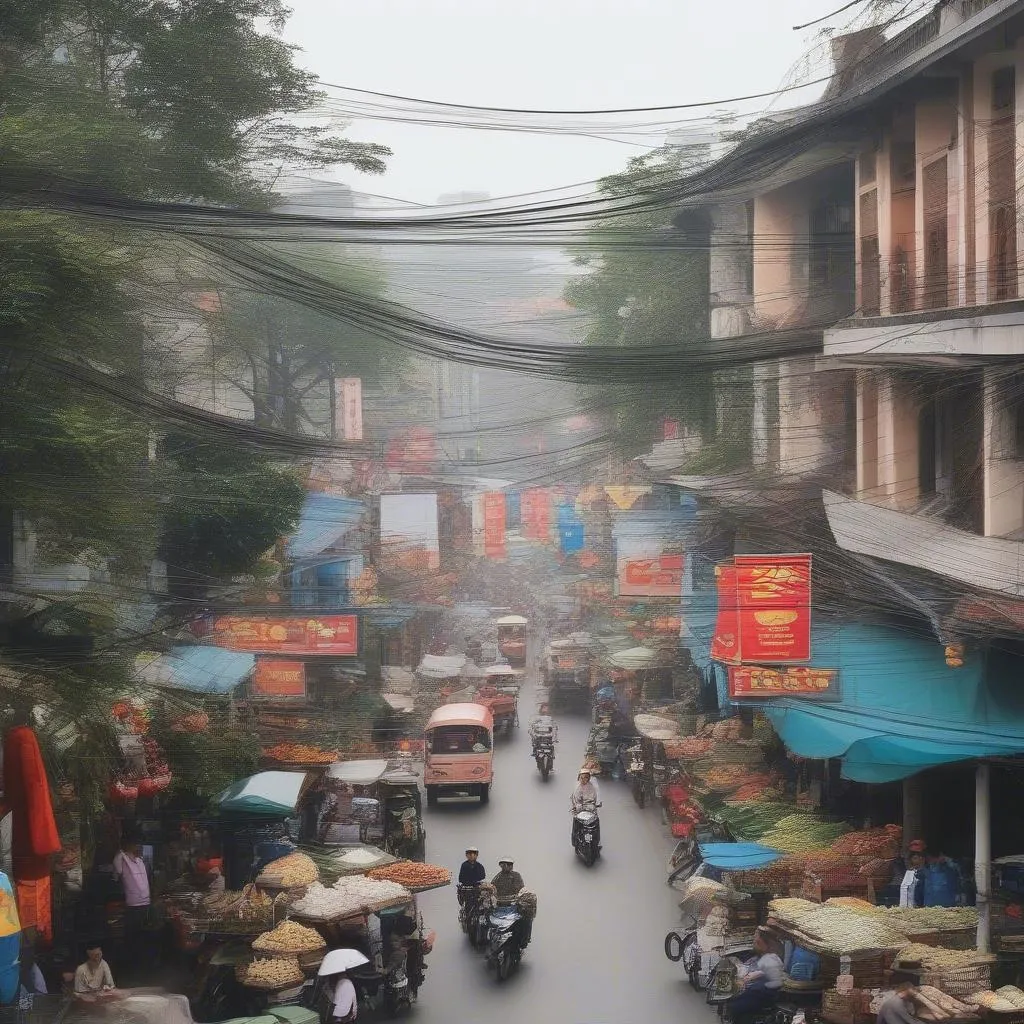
287;494;365;560
758;624;1024;783
699;842;784;870
137;646;255;695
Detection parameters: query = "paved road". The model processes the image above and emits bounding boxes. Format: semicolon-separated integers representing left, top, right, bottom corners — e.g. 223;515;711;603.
412;672;708;1024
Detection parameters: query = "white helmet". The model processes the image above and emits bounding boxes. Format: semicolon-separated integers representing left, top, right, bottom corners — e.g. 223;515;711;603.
498;856;514;865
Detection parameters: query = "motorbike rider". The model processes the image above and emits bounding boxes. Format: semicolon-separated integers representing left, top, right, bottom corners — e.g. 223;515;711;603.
490;857;531;947
458;846;486;904
570;769;601;849
529;705;558;756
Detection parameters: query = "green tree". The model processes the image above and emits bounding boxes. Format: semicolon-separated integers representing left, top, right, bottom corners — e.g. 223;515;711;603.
565;146;716;456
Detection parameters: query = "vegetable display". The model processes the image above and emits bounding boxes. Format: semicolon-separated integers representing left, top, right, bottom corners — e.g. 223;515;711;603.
290;877;411;921
759;814;850;853
769;898;908;954
832;825;903;858
263;743;337;764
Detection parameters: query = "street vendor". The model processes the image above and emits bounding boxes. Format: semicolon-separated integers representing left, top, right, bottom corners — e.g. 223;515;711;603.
727;928;784;1017
877;982;927;1024
73;942;117;1001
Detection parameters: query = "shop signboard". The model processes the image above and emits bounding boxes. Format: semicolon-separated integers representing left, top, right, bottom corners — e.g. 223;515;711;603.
334;377;363;441
211;614;358;656
471;494;486;556
483;491;506;559
728;665;839;700
521;488;552;541
557;503;584;555
616;543;685;598
712;555;812;664
254;658;306;698
735;554;812;663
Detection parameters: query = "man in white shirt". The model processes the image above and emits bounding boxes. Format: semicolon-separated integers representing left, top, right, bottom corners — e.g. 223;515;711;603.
74;943;117;1002
330;972;358;1023
113;836;152;970
570;770;601;849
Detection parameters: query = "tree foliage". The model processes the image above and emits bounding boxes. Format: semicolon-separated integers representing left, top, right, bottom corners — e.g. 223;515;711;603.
565;146;716;455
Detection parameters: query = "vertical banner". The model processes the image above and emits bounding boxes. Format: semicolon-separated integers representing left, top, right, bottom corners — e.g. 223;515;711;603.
334;377;363;441
710;562;741;664
734;554;812;663
522;488;552;542
471;494;485;557
483;492;506;559
557;503;585;555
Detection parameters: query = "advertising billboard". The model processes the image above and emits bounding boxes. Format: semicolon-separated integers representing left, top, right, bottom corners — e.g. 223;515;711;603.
728;665;838;700
211;615;358;656
253;658;307;698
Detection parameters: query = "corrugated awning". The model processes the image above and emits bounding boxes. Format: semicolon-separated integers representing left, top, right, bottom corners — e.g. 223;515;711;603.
286;493;365;560
136;646;254;695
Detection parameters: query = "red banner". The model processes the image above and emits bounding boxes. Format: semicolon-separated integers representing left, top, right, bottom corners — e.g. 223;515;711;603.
617;553;684;598
254;658;306;698
710;563;741;663
521;488;551;541
483;492;506;559
735;554;812;663
728;665;838;699
211;615;358;656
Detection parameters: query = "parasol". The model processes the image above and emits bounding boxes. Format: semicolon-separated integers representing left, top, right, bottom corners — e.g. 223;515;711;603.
318;948;370;976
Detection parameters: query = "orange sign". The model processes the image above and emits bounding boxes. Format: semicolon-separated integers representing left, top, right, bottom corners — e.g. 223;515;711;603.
710;562;741;663
254;659;306;697
211;615;358;656
728;665;838;700
735;554;811;663
483;492;506;559
618;554;684;598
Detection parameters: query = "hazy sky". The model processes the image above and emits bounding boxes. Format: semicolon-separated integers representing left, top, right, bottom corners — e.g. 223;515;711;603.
283;0;843;206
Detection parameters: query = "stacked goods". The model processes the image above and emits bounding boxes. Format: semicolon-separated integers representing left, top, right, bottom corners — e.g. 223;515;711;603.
290;882;367;921
263;743;337;765
729;773;787;803
366;861;451;890
332;875;411;911
665;736;713;760
966;991;1024;1015
880;906;979;940
256;852;319;888
832;825;903;859
237;957;304;990
894;945;994;997
252;920;326;955
198;885;275;932
912;986;982;1020
760;814;851;853
515;890;538;920
726;863;794;896
768;898;907;954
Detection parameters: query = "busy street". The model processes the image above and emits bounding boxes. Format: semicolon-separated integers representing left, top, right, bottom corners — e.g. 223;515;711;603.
412;663;698;1024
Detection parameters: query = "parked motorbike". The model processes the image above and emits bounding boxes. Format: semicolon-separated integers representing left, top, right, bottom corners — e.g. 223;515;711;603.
626;744;647;807
486;905;527;981
533;734;555;781
458;884;489;947
572;799;601;867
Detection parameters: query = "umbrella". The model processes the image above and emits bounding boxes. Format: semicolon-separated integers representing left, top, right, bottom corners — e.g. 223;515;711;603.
319;949;370;976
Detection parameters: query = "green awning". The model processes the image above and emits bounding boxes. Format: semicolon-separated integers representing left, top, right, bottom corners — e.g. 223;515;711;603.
215;770;309;816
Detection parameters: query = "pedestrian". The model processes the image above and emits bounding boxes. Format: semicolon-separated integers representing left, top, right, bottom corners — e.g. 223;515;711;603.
899;852;926;908
112;834;152;972
877;982;926;1024
922;850;963;907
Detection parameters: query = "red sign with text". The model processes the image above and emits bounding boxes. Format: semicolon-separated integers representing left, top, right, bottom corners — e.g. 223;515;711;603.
211;615;358;656
710;562;741;663
483;492;506;559
254;659;306;698
735;554;811;663
728;665;838;700
521;488;552;542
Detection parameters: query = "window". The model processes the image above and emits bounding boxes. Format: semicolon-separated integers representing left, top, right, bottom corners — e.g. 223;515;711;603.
429;726;491;754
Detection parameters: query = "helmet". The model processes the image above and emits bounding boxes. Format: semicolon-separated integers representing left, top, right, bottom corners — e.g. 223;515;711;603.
465;846;479;854
498;856;514;865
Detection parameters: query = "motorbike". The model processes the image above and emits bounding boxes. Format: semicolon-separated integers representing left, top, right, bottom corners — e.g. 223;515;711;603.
533;734;555;781
458;884;489;947
626;744;647;807
706;955;814;1024
486;904;527;981
572;798;601;867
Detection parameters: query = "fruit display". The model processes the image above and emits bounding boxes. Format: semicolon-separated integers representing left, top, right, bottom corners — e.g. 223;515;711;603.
252;920;326;955
256;852;319;888
238;957;304;990
263;743;337;765
365;861;451;890
759;814;850;853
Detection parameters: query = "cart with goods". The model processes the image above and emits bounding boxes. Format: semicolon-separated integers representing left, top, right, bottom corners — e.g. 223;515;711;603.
543;635;595;711
664;844;784;990
494;615;528;667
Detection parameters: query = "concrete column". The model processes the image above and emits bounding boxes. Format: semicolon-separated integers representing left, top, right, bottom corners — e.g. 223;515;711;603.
977;761;992;953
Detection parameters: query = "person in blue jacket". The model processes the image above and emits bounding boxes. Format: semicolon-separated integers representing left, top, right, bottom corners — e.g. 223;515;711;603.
922;851;963;907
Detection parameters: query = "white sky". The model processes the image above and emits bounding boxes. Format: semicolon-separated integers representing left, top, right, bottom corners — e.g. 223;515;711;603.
283;0;843;206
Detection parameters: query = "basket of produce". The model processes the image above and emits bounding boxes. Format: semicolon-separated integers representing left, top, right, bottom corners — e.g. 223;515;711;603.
197;884;276;934
237;956;305;991
912;985;983;1021
832;825;903;860
263;743;338;766
252;920;326;958
256;852;320;890
290;878;411;923
759;814;851;854
302;844;397;883
365;861;452;892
